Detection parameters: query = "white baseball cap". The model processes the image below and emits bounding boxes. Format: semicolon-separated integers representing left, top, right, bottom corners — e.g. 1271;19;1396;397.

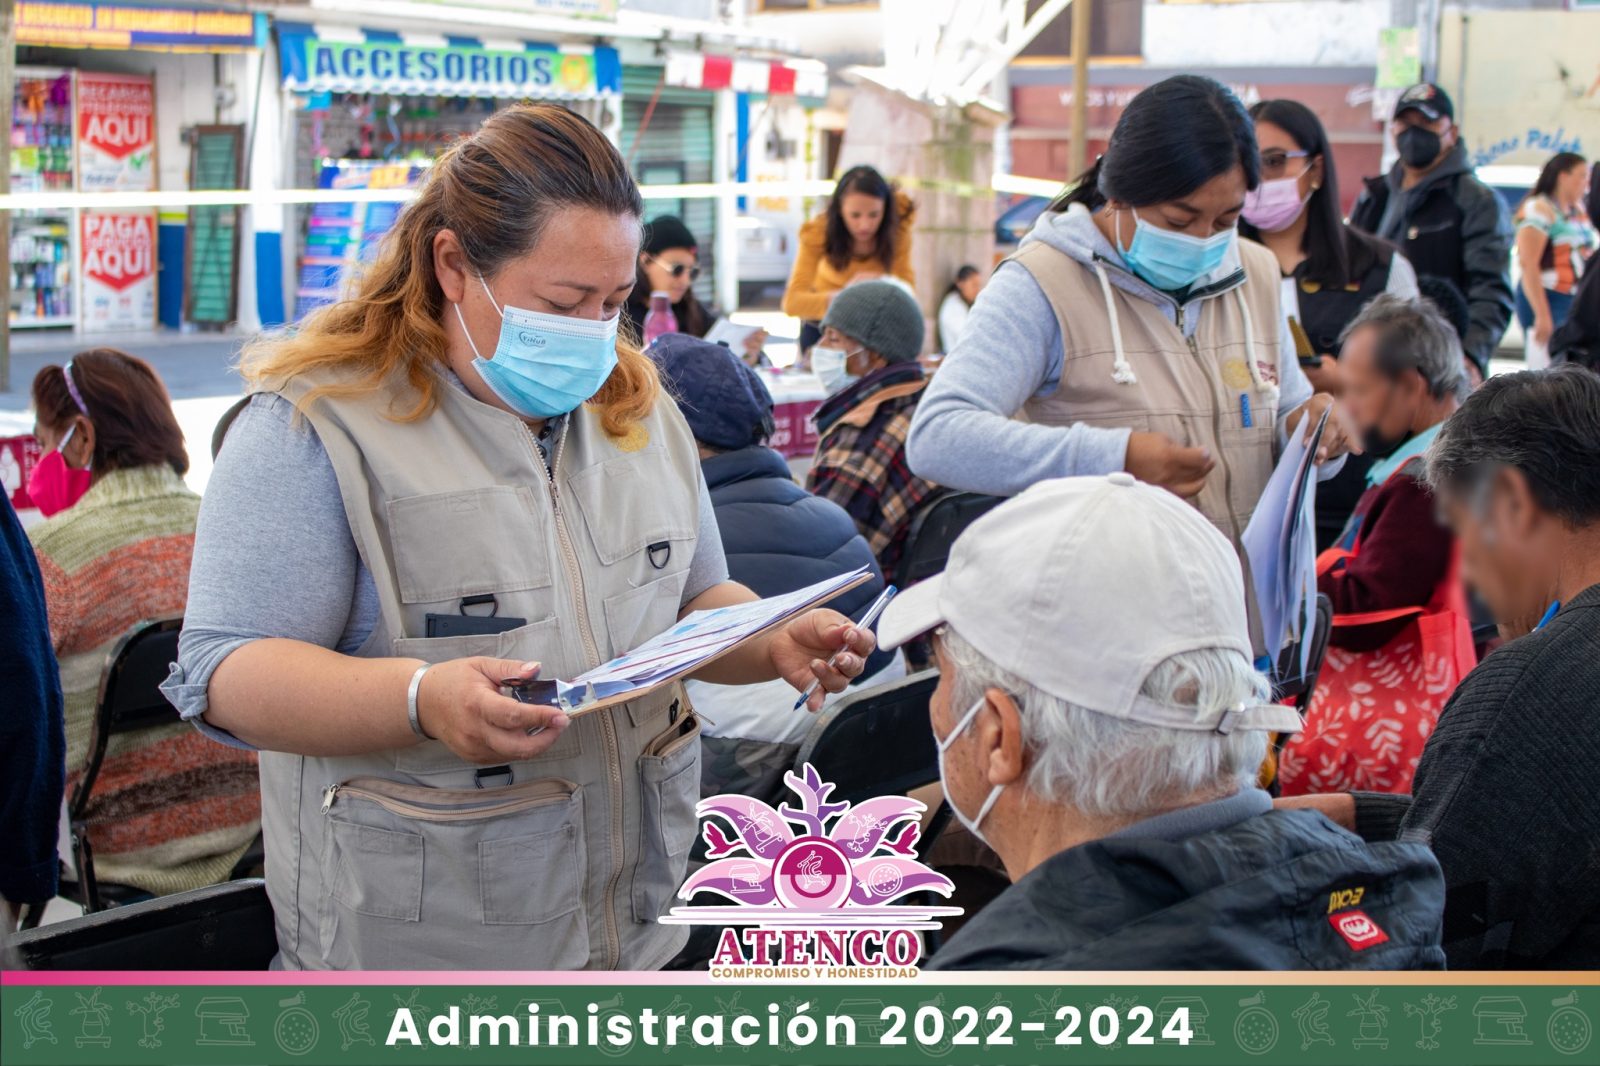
878;474;1303;735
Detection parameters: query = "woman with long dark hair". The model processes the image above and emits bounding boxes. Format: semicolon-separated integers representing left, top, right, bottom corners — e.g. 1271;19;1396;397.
1514;151;1596;368
1240;98;1420;548
624;215;769;364
908;76;1349;656
782;164;916;351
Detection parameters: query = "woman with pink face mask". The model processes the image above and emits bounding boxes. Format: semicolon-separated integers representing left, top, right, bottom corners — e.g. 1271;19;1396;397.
26;349;262;901
1240;99;1420;550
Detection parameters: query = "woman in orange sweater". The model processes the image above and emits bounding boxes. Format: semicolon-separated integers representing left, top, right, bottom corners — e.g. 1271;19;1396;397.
783;165;916;353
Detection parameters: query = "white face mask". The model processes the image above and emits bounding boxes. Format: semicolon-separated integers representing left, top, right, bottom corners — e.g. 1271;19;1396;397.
812;345;862;394
935;696;1005;846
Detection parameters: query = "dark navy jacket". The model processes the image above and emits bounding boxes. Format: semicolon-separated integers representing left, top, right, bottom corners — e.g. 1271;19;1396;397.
702;445;893;680
1;496;65;905
930;789;1446;970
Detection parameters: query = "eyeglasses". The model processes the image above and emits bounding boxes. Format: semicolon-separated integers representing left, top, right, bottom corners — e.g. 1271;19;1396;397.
650;256;701;282
1259;149;1310;175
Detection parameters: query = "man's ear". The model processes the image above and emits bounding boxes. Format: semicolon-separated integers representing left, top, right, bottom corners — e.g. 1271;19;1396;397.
1497;466;1539;538
985;688;1027;788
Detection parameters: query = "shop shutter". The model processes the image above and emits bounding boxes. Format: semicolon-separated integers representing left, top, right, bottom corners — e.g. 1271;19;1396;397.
621;65;718;308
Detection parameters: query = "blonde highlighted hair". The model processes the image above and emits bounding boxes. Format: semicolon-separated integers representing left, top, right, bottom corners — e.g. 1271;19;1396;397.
243;104;658;436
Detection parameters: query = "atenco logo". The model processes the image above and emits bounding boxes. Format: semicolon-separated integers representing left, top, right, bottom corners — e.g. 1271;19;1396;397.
661;764;959;978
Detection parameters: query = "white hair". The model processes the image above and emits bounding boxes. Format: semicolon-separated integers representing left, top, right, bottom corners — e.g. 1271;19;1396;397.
943;629;1269;820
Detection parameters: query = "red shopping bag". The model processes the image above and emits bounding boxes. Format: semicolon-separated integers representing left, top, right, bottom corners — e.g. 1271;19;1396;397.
1277;517;1477;797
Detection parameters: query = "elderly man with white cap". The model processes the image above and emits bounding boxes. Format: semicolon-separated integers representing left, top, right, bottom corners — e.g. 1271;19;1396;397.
878;473;1447;970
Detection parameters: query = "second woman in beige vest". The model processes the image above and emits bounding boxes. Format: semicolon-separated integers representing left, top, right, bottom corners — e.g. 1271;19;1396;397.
163;105;875;970
908;76;1352;565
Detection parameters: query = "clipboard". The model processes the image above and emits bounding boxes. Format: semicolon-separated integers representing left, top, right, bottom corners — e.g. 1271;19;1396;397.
501;567;873;715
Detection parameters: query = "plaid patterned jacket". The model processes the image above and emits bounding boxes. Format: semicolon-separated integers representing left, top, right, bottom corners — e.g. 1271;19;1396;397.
806;365;939;578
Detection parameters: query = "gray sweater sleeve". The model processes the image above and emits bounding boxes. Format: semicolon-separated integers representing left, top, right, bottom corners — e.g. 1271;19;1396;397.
906;261;1133;494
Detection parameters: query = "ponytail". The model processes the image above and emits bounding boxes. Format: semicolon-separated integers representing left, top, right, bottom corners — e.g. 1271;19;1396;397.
1050;157;1107;213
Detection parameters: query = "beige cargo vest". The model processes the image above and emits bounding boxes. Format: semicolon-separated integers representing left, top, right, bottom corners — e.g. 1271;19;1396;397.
1012;236;1284;551
256;369;704;971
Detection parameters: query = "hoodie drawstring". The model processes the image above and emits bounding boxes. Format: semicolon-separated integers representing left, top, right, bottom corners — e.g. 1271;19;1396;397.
1093;263;1137;385
1234;287;1280;405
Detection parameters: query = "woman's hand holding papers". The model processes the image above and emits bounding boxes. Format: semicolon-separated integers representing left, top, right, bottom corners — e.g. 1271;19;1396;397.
415;657;571;763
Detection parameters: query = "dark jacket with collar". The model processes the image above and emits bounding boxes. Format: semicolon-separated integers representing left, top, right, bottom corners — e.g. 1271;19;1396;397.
702;444;892;679
1354;583;1600;969
929;789;1446;970
1349;143;1514;374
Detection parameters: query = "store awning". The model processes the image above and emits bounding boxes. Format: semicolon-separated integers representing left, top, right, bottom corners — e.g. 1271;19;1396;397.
15;1;267;53
663;50;827;99
276;24;621;100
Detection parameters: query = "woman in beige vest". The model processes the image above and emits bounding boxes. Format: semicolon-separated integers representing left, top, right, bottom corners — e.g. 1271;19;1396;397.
162;105;874;970
908;76;1351;559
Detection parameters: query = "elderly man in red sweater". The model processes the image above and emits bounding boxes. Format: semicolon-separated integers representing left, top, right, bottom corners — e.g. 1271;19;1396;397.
1277;294;1473;796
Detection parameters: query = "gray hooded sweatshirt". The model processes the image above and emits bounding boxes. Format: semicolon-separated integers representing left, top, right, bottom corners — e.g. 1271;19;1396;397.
907;205;1324;494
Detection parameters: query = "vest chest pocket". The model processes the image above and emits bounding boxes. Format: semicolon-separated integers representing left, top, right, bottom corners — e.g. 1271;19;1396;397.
566;448;697;575
387;487;553;605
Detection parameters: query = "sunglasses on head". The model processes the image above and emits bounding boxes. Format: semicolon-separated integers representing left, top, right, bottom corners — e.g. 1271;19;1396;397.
650;256;701;282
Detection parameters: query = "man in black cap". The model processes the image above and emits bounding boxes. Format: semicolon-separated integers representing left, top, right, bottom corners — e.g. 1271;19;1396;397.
1350;83;1513;383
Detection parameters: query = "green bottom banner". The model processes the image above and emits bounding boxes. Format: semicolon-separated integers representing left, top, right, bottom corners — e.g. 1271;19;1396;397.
3;981;1595;1066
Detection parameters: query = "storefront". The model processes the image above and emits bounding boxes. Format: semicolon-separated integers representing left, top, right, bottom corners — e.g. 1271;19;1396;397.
273;23;621;320
626;50;827;311
9;1;267;333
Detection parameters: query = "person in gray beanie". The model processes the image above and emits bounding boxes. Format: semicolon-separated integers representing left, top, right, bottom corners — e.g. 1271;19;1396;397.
806;279;939;578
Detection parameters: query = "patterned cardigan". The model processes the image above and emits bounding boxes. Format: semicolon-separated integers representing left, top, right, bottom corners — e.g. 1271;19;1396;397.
28;464;260;896
806;364;939;578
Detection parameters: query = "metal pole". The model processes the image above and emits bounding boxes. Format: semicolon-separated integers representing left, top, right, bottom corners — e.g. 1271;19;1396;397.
1;0;16;394
1068;0;1092;177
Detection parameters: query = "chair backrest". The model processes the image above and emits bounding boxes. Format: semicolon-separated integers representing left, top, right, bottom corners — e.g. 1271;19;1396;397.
72;617;185;818
8;879;278;970
794;670;941;806
894;491;1004;588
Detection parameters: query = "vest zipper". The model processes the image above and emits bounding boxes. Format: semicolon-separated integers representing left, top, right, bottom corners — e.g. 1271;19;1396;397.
528;419;626;970
320;778;575;822
1178;304;1243;547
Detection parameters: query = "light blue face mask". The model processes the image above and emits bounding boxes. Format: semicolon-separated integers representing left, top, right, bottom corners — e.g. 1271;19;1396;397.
455;275;619;419
1116;208;1237;293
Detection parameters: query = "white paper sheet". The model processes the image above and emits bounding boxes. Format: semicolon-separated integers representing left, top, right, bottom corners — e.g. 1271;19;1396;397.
1242;408;1327;679
703;317;760;350
545;566;872;711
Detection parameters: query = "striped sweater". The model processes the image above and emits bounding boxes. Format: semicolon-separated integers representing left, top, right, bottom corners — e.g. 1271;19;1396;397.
27;465;260;897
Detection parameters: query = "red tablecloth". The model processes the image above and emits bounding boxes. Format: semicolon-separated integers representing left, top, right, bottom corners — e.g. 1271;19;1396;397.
2;434;43;513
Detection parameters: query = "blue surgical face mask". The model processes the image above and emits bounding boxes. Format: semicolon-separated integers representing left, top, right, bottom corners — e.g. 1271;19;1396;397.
1116;208;1236;293
936;696;1005;846
455;275;619;419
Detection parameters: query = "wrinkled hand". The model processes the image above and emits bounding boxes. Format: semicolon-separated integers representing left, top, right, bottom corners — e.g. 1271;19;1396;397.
1289;393;1361;463
742;329;769;359
770;609;877;711
1125;431;1216;499
1274;792;1356;831
415;657;571;764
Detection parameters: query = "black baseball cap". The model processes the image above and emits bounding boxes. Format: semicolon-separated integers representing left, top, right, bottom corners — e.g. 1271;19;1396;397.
1393;83;1454;123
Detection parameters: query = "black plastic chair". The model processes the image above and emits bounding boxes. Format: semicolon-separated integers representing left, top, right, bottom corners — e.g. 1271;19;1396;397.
68;617;185;912
893;491;1005;590
8;879;277;970
794;670;949;859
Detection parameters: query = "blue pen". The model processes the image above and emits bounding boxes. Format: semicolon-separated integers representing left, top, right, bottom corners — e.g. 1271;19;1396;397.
1239;392;1254;428
793;585;897;710
1535;601;1561;631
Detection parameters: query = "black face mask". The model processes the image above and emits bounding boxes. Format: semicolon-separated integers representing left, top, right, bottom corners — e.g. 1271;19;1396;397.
1397;126;1443;169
